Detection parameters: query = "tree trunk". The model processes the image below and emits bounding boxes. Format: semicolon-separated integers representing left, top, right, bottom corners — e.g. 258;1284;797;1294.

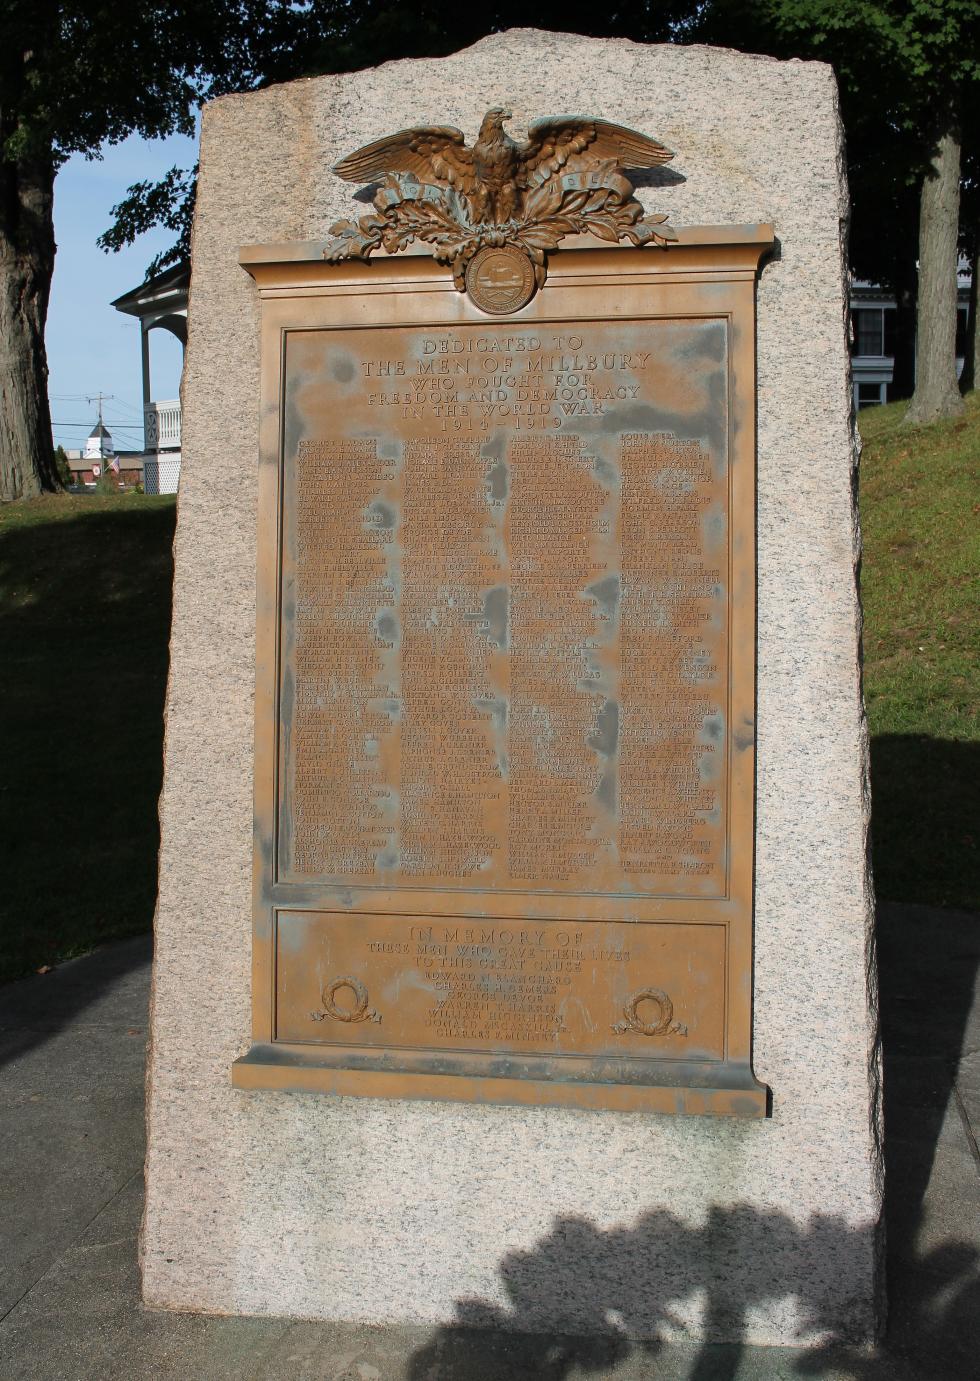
960;231;978;395
905;120;965;424
0;157;60;502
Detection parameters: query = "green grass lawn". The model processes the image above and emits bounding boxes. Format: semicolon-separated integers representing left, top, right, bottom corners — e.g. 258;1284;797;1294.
859;392;979;910
0;403;976;983
0;492;176;983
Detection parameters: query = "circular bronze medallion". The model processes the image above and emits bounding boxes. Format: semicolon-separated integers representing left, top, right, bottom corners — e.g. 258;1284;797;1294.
465;246;536;314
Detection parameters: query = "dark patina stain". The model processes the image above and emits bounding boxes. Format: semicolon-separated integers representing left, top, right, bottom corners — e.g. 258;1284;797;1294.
366;499;396;531
374;610;399;646
485;457;509;503
592;454;620;490
480;431;506;461
330;351;356;384
468;586;509;650
586;575;620;622
588;699;620;757
673;319;726;363
734;721;756;752
602;365;728;462
594;769;617;813
474;696;507;731
703;712;724;742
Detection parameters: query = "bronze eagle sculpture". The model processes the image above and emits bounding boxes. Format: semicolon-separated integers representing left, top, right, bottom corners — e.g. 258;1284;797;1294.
333;107;674;227
326;107;678;309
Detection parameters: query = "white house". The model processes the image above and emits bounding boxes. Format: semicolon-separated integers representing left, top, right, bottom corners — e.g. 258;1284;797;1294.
111;263;188;494
850;264;972;411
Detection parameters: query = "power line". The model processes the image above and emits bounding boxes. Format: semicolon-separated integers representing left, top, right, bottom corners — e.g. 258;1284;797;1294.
50;393;145;414
86;392;113;428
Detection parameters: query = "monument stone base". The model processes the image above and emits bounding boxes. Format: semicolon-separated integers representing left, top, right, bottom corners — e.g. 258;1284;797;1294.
143;31;882;1345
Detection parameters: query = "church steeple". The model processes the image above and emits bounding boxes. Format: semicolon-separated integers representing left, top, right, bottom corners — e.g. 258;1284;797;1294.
84;419;114;460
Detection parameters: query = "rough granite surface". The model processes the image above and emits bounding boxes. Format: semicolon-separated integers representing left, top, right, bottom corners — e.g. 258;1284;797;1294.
144;31;882;1345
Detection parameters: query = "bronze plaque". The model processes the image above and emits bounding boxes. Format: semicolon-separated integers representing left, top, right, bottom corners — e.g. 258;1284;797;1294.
235;229;772;1116
277;913;726;1058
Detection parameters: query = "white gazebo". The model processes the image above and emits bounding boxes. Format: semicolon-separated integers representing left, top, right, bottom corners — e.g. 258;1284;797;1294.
112;262;188;493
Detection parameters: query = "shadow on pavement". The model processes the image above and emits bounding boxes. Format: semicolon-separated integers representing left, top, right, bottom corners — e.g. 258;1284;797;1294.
870;735;980;911
0;500;175;991
0;934;152;1070
408;901;980;1380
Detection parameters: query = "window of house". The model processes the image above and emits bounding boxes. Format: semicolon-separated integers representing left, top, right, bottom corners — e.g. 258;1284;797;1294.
857;382;885;407
883;307;897;357
851;308;884;357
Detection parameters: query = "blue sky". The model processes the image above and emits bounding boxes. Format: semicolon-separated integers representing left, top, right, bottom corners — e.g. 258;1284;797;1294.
47;129;198;454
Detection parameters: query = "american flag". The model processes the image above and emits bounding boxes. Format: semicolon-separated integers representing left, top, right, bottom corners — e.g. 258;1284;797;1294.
109;454;120;473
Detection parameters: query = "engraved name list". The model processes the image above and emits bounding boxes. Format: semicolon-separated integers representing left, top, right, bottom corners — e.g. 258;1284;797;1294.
279;318;731;902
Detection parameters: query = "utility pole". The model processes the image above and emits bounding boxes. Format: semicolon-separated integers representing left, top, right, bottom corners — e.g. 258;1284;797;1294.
86;393;114;455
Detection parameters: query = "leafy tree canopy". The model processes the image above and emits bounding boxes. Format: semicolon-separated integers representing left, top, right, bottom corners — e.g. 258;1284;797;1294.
0;1;337;498
97;1;694;274
2;2;322;166
3;0;978;499
91;2;980;290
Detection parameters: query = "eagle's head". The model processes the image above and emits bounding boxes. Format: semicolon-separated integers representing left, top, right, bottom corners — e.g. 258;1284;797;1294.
479;106;513;138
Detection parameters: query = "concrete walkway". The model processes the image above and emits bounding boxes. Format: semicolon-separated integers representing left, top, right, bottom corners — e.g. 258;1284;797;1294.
0;902;977;1380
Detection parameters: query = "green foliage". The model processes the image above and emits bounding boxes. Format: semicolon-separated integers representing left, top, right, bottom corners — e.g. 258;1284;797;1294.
696;1;980;99
2;3;387;279
687;1;980;286
0;3;325;171
97;165;199;277
80;1;980;303
0;6;340;497
88;1;688;269
53;445;71;488
296;2;691;74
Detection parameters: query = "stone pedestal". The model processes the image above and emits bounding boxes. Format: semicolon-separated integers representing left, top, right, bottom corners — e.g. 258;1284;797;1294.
144;31;882;1345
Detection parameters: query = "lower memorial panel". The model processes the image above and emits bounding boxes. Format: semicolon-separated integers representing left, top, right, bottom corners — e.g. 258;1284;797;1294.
274;910;727;1064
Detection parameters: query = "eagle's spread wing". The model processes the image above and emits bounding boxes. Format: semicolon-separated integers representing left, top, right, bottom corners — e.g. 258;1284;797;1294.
518;117;674;184
333;125;478;192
